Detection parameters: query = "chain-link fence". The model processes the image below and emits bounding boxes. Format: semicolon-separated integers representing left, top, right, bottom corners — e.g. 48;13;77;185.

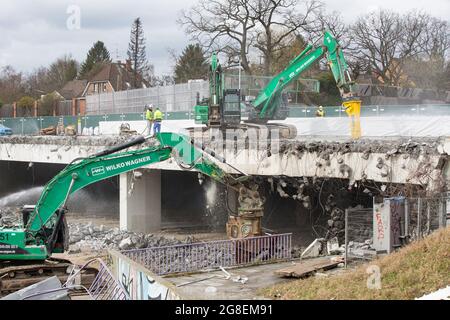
86;81;209;115
405;197;448;241
344;207;374;266
345;196;448;266
85;75;321;115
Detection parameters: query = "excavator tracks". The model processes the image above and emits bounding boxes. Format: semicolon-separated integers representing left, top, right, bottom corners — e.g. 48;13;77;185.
0;258;98;297
187;123;298;143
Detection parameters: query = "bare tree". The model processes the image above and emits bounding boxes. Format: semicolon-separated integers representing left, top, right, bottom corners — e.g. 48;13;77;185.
351;10;403;85
0;66;25;103
421;18;450;60
178;0;256;74
250;0;322;75
313;10;349;47
403;17;450;89
46;55;79;90
350;9;438;86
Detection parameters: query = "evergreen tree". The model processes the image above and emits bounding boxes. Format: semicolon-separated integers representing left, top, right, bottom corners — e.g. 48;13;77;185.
174;44;209;84
79;41;111;79
127;18;151;87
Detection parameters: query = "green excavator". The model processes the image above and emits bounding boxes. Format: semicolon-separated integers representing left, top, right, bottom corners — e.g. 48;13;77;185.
194;31;362;139
0;132;264;293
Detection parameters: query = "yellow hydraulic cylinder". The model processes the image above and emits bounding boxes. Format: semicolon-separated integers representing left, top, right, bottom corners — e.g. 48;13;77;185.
342;100;362;139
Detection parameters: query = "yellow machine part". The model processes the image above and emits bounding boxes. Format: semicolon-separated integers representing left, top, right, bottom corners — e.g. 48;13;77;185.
343;100;362;139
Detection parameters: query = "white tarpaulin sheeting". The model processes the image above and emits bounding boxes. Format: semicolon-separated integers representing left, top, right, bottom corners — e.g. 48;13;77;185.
276;116;450;137
100;116;450;138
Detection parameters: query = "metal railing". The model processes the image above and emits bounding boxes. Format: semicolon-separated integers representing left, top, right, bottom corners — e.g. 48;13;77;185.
122;233;292;276
66;258;129;300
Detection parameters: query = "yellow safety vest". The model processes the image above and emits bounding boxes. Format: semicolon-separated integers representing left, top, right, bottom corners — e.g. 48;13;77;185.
316;110;325;117
146;110;153;120
154;110;163;121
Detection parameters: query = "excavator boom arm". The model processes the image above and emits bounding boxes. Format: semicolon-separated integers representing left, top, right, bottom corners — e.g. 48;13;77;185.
252;31;359;119
27;133;232;236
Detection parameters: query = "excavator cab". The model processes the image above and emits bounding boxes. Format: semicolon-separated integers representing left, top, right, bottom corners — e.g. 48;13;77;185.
247;92;290;123
220;89;241;126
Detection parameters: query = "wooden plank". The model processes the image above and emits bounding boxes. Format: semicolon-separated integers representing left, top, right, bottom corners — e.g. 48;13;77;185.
275;258;340;278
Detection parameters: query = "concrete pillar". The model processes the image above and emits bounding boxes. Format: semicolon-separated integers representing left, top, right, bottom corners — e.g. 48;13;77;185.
120;170;161;233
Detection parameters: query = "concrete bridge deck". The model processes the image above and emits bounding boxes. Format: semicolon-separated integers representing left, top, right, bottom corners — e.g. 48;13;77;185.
1;117;449;234
1;117;449;187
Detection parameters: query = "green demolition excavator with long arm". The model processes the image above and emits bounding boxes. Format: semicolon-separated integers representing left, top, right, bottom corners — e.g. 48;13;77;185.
0;132;264;293
0;133;263;262
195;30;362;139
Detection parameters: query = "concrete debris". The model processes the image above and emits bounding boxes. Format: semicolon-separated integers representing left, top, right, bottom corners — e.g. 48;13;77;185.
0;207;197;256
68;222;196;252
276;183;289;198
64;125;77;136
328;207;345;243
330;256;345;263
0;207;21;227
326;237;341;255
232;275;248;284
343;239;376;258
291;246;304;259
301;238;325;259
40;126;56;136
219;266;248;284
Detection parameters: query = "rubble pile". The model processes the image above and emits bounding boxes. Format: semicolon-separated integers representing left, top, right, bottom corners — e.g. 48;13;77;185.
327;207;345;243
0;207;21;227
345;239;375;258
0;207;198;254
68;222;196;253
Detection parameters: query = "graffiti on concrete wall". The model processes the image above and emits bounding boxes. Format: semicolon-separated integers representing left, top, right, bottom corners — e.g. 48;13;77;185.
109;250;182;300
373;202;391;252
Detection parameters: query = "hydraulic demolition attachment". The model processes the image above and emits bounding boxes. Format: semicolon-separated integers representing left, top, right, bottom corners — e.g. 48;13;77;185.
0;132;265;265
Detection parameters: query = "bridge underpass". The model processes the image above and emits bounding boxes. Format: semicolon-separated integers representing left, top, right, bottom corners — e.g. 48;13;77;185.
0;117;449;244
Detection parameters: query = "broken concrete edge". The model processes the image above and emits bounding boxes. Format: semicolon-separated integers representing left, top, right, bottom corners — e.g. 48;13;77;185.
0;134;144;147
107;249;191;300
300;238;326;259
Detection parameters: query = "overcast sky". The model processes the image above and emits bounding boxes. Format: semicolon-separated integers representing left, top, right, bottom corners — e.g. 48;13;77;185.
0;0;449;76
